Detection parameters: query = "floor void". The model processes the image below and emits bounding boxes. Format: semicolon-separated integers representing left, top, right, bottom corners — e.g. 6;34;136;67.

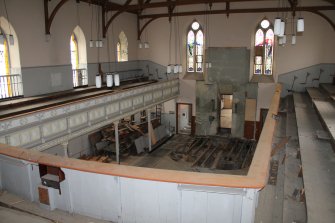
81;134;256;175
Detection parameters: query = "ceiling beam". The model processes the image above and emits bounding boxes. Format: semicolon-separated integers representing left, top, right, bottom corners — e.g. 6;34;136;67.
139;5;335;19
103;0;132;37
136;5;335;37
44;0;70;35
106;0;274;11
79;0;137;14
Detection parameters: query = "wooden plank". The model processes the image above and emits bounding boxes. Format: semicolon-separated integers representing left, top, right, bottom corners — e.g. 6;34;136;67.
313;99;335;141
191;144;211;167
271;136;291;156
293;93;335;222
320;83;335;96
306;87;327;100
211;150;223;169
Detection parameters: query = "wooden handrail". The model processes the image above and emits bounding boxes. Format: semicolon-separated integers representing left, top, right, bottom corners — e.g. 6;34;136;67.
0;84;282;189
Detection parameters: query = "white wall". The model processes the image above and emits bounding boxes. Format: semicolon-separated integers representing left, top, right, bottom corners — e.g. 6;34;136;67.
0;0;138;68
0;155;260;223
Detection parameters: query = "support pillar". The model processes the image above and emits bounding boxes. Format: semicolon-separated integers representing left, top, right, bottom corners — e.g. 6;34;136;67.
114;121;120;164
61;141;69;157
147;108;152;152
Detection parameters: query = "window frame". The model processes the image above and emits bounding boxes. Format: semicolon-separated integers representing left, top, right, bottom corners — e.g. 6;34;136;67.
253;18;275;77
117;31;128;62
186;20;204;74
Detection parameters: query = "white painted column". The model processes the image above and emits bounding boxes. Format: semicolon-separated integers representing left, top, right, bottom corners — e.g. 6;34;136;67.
114;121;120;164
147;108;152;152
61;141;69;157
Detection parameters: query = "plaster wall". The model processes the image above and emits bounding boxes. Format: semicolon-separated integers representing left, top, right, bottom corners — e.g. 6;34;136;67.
0;0;138;67
0;0;139;96
138;4;335;117
196;47;257;137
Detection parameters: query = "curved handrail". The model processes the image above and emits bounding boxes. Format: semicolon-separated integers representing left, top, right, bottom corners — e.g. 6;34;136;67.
0;84;282;189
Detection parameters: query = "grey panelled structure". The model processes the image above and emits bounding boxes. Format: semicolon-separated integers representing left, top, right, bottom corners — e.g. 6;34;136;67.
0;79;179;151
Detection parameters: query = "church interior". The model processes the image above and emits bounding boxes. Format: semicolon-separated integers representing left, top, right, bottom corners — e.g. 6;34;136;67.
0;0;334;222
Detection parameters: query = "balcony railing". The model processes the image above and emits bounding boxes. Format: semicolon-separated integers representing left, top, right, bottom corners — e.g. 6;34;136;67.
72;69;88;88
0;74;23;100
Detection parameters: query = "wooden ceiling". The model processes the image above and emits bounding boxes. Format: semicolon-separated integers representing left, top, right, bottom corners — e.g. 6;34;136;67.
44;0;335;39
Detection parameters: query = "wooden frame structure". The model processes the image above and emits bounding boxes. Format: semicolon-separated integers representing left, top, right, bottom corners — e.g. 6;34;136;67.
43;0;335;38
0;84;282;188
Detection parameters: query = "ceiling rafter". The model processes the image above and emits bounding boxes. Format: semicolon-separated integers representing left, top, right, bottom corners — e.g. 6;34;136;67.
135;5;335;39
44;0;70;35
44;0;133;35
139;5;335;21
106;0;276;11
103;0;132;37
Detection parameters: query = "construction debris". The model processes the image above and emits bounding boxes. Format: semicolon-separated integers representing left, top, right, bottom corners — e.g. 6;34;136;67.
169;136;256;171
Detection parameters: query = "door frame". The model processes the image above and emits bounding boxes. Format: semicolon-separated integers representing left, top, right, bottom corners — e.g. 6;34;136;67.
176;103;193;135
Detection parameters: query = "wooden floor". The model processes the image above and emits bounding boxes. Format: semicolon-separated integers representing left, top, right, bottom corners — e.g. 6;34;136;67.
255;96;307;223
293;92;335;223
0;80;155;119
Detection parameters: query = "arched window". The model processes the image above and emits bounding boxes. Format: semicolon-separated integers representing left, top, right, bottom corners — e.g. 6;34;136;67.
187;21;204;73
0;17;23;100
253;19;274;76
0;33;11;98
70;33;80;87
117;31;128;62
70;26;88;88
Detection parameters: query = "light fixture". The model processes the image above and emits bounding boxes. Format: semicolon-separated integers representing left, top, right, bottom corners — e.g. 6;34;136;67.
144;42;149;49
106;73;113;87
138;41;143;48
178;64;183;73
114;73;120;86
282;35;287;44
279;20;285;37
89;40;94;48
95;40;99;48
167;64;172;74
206;62;212;68
297;18;304;32
95;73;102;88
173;64;178;74
99;40;103;48
274;18;281;35
278;37;283;45
291;35;296;45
